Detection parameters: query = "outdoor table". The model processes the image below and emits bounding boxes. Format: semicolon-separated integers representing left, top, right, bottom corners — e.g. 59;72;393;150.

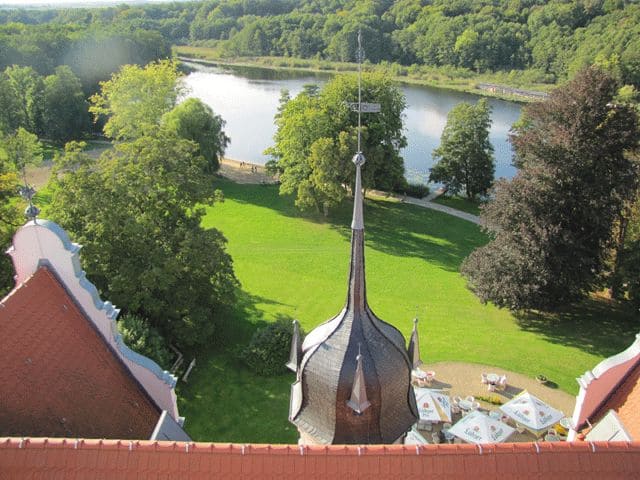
458;399;474;411
486;373;500;384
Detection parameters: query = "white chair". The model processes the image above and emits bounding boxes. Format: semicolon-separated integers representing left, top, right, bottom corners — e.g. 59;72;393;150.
465;395;475;403
481;373;488;384
497;375;507;391
487;384;496;392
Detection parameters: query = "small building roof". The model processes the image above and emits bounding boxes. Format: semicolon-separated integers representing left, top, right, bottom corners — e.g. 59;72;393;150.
571;333;640;440
2;438;640;479
0;267;160;439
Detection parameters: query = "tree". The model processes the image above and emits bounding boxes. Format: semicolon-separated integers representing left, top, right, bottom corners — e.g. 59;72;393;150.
4;66;44;135
267;73;407;212
42;66;89;143
461;67;639;310
0;128;42;295
89;60;182;140
49;135;238;348
117;313;172;370
430;99;494;200
162;98;229;173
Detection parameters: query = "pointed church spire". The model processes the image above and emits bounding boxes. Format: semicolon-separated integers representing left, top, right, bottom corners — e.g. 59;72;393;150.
286;319;302;373
351;153;365;230
347;345;371;415
407;317;422;369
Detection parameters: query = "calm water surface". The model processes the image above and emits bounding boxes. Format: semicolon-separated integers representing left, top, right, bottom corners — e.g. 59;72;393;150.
183;62;522;184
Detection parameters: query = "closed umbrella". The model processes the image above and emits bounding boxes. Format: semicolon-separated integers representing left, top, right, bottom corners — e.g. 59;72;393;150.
449;410;515;444
413;387;452;423
500;391;564;435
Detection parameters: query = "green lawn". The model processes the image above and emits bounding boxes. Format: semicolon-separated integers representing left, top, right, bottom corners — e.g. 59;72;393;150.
177;178;638;443
433;195;483;216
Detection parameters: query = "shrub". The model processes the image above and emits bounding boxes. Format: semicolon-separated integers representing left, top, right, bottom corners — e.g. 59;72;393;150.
393;181;430;199
118;313;173;370
242;318;300;376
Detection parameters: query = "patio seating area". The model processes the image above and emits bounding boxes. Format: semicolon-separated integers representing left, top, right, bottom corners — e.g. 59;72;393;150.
407;361;576;446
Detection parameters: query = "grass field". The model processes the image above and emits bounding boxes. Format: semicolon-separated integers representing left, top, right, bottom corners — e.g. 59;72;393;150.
177;178;639;442
433;196;484;216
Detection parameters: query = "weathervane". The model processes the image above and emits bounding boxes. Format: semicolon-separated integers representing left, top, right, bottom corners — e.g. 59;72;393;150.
18;164;39;220
346;30;381;157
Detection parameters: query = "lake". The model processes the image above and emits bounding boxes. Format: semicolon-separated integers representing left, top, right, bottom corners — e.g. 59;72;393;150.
183;62;522;184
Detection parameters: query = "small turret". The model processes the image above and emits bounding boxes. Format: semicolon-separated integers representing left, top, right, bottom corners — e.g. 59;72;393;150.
407;317;423;369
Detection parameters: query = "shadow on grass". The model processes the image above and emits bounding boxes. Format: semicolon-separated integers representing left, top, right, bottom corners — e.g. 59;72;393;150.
177;287;298;442
214;178;487;272
515;296;640;358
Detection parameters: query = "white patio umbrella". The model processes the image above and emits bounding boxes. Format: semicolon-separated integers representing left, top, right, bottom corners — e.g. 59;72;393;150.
413;387;452;423
500;391;564;435
448;410;515;444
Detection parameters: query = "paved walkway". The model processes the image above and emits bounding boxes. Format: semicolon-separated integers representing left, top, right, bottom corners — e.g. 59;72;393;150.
218;158;481;224
368;189;480;224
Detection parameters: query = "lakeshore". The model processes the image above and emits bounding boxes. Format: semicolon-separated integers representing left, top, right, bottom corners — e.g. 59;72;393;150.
176;51;550;104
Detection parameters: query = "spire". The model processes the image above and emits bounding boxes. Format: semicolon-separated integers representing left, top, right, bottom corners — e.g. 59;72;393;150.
407;317;423;369
346;345;371;415
351;153;365;230
286;319;302;373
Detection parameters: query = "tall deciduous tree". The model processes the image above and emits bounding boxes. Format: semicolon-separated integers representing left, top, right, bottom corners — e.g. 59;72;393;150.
42;66;89;143
4;66;44;136
49;136;238;348
462;67;639;310
89;60;182;140
267;73;406;212
162;98;229;173
430;99;494;199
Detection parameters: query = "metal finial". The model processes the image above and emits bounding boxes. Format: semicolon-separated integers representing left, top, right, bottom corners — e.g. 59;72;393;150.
19;161;38;220
408;316;423;369
357;29;363;153
347;344;371;415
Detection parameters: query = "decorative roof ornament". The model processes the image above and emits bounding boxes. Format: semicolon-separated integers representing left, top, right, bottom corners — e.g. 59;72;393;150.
286;319;302;373
347;344;371;415
18;184;39;220
288;30;418;444
407;317;423;369
17;153;39;221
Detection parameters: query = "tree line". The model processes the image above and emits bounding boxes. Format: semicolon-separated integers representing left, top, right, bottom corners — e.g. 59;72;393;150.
0;61;235;363
2;1;639;88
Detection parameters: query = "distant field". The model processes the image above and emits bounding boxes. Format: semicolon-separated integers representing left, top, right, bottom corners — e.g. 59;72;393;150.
178;178;639;442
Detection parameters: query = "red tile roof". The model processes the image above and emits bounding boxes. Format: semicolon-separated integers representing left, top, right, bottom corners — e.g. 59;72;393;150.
0;267;160;440
574;339;640;432
1;438;640;479
594;361;640;439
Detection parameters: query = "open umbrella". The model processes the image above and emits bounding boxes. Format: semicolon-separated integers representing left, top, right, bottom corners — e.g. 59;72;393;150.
448;410;515;444
414;387;452;423
500;391;564;435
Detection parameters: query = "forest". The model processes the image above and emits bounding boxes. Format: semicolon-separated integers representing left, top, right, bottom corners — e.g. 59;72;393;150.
0;0;639;89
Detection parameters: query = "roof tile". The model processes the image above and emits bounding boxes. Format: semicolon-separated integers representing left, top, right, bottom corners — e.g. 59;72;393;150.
0;268;160;440
2;438;640;479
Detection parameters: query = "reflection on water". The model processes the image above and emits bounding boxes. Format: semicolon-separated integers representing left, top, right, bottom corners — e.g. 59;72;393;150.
183;62;522;183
